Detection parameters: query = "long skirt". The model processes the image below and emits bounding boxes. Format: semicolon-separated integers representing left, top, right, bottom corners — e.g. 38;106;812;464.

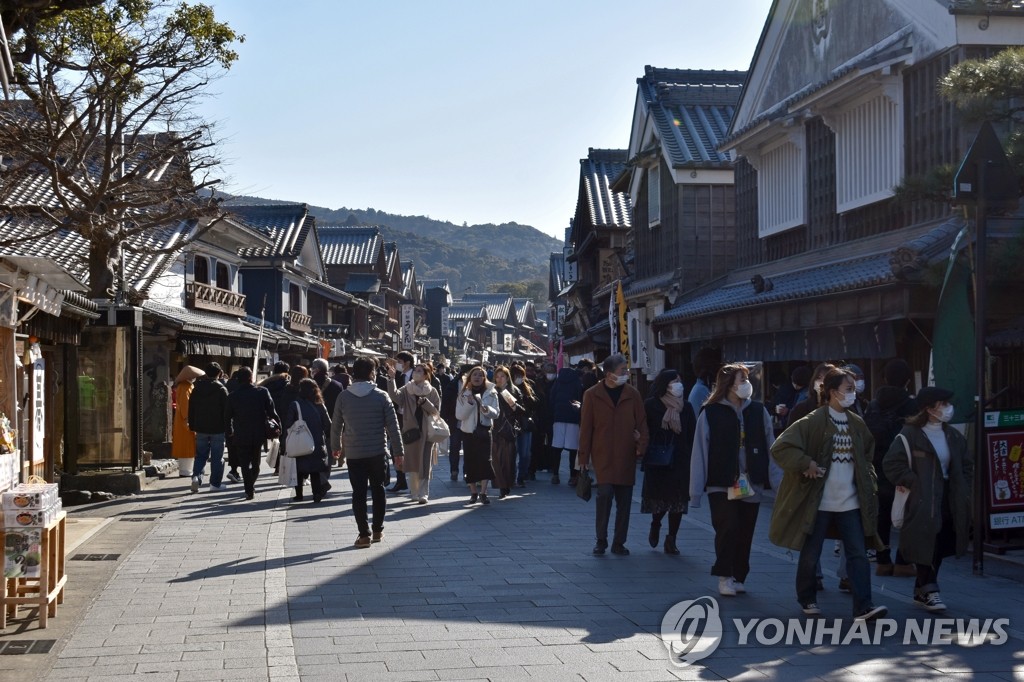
490;435;517;489
462;429;494;484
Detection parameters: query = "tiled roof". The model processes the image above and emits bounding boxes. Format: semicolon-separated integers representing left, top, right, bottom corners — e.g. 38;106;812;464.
305;276;353;305
638;67;744;167
225;203;315;259
384;242;399;277
318;226;382;266
624;271;677;298
549;252;566;297
459;293;513;323
143;300;258;340
344;273;381;294
580;149;632;229
0;215;185;294
419;279;450;292
446;304;488;321
512;298;534;324
401;260;415;293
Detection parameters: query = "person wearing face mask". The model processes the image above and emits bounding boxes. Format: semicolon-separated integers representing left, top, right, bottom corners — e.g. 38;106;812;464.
843;364;867;417
387;363;442;504
489;365;525;498
770;367;887;621
509;364;540;488
385;352;416;493
578;354;649;556
528;362;557;480
641;369;696;555
883;386;972;613
787;363;837;425
687;347;720;418
690;364;776;596
455;366;500;504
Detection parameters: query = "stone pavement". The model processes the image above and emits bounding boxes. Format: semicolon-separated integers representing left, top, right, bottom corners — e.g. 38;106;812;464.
3;455;1024;682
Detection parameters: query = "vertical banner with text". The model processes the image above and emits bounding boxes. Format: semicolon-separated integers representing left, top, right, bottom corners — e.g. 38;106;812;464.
401;304;415;351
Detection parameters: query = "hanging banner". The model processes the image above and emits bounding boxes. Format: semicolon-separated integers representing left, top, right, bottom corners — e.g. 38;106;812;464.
608;281;617;357
440;307;450;336
503;334;514;352
401;304;415;351
616;280;630;366
31;356;45;464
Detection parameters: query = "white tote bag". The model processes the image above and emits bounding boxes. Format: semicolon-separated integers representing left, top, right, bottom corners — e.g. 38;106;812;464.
426;414;451;443
891;434;912;530
285;402;316;458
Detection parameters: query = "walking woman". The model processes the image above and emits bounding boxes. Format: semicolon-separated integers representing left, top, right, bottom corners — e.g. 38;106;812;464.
770;367;887;621
883;386;972;612
490;365;524;499
690;363;775;596
509;363;540;488
282;378;333;503
172;365;203;477
388;362;442;504
643;369;696;555
455;366;500;505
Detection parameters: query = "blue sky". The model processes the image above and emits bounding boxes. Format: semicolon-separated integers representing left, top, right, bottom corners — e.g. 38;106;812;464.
201;1;773;238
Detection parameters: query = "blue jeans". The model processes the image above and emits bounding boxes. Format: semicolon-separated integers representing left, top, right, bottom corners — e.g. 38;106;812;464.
797;508;873;615
193;433;226;487
515;430;532;481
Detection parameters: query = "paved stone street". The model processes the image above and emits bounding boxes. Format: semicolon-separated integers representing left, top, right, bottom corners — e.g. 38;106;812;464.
4;455;1024;682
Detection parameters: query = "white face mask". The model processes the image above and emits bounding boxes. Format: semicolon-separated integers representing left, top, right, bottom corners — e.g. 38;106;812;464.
513;377;524;386
854;380;866;394
667;382;684;397
613;373;629;386
837;391;857;408
936;404;954;422
735;380;753;400
412;371;425;383
546;373;557;381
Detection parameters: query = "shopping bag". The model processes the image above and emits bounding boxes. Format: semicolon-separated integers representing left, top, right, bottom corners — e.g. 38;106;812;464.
284;402;315;457
426;414;451;443
891;434;912;529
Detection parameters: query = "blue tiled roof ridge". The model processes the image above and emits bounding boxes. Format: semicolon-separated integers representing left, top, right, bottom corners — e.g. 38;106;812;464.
641;66;747;86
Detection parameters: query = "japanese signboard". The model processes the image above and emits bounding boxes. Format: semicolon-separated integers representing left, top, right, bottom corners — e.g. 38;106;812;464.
31;357;45;464
503;334;513;352
401;304;415;351
598;249;624;286
986;430;1024;514
441;307;450;336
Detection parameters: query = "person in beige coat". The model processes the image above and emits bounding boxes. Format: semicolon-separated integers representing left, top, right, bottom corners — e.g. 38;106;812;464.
578;354;649;556
387;363;441;504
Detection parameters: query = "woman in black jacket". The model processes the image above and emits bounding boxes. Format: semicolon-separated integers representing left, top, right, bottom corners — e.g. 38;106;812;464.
642;369;696;555
283;378;333;503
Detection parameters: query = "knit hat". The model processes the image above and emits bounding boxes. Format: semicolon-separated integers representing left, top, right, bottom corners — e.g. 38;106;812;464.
883;359;912;388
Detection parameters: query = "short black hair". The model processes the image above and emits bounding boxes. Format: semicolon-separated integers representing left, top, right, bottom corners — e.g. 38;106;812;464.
352;357;377;381
235;367;253;384
203;362;223;378
396;351;414;363
273;361;290;374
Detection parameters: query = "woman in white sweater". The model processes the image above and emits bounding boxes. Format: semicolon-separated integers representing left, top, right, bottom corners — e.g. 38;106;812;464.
455;366;500;505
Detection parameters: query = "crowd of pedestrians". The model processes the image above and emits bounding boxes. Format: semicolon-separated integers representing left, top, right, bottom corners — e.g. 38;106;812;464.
171;349;971;620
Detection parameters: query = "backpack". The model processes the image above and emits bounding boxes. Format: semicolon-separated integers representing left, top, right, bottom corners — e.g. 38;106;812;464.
863;397;910;467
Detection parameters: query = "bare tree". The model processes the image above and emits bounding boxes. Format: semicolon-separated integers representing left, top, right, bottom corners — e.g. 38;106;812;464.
0;0;242;299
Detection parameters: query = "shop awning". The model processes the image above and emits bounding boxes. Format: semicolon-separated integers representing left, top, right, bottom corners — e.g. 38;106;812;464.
144;301;259;342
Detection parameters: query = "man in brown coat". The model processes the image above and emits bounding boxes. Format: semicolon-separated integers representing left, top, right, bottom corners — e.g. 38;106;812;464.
578;354;649;555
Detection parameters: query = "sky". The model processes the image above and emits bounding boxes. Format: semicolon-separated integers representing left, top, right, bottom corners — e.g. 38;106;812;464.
200;1;774;238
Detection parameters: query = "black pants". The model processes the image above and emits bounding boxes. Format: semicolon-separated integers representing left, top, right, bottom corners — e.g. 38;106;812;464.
226;439;240;473
238;443;262;496
652;510;683;538
530;424;551;474
876;484;911;565
449;426;463;475
595;483;633;547
915;480;957;595
707;492;760;582
295;472;328;500
348;455;388;537
551;447;576;477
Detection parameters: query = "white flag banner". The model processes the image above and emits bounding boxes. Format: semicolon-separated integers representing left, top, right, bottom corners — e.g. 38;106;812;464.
401;304;415;350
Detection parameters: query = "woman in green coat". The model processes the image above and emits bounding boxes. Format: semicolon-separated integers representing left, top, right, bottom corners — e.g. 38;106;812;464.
882;386;973;613
769;367;886;621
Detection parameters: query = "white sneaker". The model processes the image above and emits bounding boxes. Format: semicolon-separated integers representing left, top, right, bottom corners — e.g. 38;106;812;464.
801;602;822;616
718;577;737;597
730;578;746;594
209;484;225;491
190;476;200;493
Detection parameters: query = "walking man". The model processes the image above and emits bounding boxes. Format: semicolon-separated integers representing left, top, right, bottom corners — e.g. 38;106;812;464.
188;362;229;492
332;358;405;548
225;367;279;500
578;354;649;556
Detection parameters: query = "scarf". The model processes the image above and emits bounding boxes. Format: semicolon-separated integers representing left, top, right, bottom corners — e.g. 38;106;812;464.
407;380;432;397
660;393;684;434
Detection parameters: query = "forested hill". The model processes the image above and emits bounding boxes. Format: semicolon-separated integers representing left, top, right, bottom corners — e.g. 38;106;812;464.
224;195;563;301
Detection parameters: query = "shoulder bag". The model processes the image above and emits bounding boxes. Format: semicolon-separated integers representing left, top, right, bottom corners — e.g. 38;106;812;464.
891;433;912;529
426;414;450;443
644;431;675;467
284;401;316;457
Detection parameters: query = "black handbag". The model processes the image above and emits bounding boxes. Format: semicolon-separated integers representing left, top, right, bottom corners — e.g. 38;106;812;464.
644;432;675;467
401;427;422;445
519;416;536;432
576;471;593;502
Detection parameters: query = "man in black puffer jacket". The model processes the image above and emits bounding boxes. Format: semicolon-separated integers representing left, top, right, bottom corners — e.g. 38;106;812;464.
188;362;230;492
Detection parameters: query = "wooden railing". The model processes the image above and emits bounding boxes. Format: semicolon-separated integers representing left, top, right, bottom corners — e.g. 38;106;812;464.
285;309;312;334
185;281;246;316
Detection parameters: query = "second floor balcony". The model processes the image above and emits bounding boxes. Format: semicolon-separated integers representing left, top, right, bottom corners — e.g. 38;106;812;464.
185;281;246;317
285;309;312;334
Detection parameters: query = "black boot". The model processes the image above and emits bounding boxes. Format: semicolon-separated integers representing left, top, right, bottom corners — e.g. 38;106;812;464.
648;522;661;548
664;535;679;555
